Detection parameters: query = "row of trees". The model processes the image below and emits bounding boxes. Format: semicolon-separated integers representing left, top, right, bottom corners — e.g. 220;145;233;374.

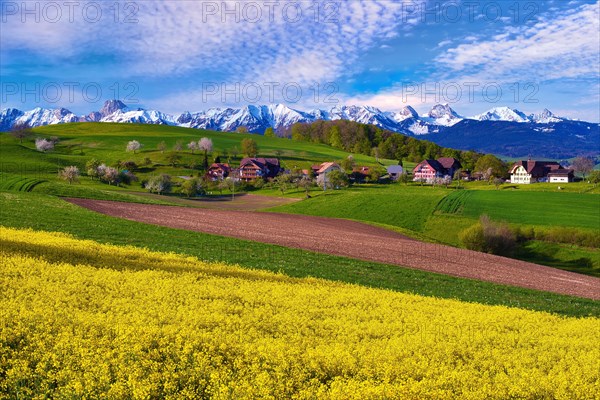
283;120;487;169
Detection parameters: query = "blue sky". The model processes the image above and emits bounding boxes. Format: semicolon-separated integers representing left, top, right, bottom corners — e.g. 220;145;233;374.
1;0;599;121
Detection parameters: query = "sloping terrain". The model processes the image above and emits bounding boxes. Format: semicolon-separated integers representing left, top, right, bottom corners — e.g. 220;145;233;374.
66;198;600;299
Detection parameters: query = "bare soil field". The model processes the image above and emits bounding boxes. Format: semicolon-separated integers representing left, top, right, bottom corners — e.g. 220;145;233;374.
66;198;600;300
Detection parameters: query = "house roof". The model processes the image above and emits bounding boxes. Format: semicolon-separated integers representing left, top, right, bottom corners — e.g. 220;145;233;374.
547;169;574;176
510;160;563;177
437;157;462;169
413;159;445;173
387;165;404;173
315;162;340;174
240;158;280;169
208;163;231;172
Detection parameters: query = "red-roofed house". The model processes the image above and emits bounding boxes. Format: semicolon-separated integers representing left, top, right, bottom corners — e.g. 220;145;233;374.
312;162;342;186
509;160;563;184
239;158;281;181
413;158;462;182
207;163;231;181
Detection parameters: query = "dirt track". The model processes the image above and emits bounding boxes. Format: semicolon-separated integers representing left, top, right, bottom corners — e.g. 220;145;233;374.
66;198;600;300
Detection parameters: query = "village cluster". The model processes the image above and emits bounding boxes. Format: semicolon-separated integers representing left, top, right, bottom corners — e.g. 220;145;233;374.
205;157;577;187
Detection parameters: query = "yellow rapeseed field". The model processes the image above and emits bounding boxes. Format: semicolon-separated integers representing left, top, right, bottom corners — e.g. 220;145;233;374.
1;226;599;399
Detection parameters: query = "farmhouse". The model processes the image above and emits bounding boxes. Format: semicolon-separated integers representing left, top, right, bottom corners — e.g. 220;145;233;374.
351;166;371;182
207;163;231;181
509;160;564;184
239;158;281;181
548;169;574;183
312;162;342;186
387;165;404;181
413;158;462;182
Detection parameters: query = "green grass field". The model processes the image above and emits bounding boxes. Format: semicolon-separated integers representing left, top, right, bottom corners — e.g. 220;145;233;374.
0;191;598;318
269;184;448;232
270;183;600;275
437;190;600;230
14;122;394;171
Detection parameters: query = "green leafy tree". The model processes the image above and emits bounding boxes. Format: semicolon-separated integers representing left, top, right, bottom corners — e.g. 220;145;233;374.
181;178;203;198
327;170;349;189
157;141;167;153
398;173;411;186
297;176;314;198
230;146;240;160
588;170;600;187
86;159;101;180
328;126;343;149
367;167;386;183
275;174;293;195
340;155;355;172
241;138;258;157
264;127;275;138
475;154;507;179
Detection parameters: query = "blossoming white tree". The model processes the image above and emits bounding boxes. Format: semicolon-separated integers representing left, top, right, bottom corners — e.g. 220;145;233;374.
35;138;54;152
59;166;80;184
187;141;198;154
126;140;143;153
198;138;213;170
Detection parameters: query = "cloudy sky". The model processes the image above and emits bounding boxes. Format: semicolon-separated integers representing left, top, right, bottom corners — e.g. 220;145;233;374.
1;0;599;120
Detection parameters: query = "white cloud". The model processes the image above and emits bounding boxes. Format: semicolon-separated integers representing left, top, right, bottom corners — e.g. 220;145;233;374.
1;0;414;81
435;1;600;82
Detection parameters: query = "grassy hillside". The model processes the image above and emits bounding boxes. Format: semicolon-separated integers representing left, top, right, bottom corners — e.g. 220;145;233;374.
19;122;394;169
269;184;600;276
0;123;404;200
0;191;597;317
436;190;600;230
266;185;448;232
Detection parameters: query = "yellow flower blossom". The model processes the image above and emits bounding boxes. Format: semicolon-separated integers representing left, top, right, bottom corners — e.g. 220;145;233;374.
0;226;598;399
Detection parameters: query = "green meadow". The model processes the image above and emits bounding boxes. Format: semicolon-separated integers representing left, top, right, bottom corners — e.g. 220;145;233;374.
1;123;598;278
0;191;597;318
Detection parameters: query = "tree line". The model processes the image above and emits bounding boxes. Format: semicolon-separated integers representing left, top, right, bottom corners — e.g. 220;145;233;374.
281;119;488;172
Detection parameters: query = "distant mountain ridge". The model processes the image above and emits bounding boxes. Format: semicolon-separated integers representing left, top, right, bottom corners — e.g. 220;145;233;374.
1;100;598;158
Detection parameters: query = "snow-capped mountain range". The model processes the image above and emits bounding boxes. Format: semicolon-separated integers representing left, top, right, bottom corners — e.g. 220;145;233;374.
0;99;582;134
1;100;598;158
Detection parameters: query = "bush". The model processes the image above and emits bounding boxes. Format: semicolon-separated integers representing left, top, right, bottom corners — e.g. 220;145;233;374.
146;174;172;195
460;215;516;256
458;223;486;252
119;171;138;185
535;227;600;248
181;178;203;198
59;166;80;184
248;178;264;190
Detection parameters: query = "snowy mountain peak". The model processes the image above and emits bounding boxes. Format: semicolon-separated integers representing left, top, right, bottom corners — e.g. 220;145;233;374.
427;103;460;119
530;108;562;124
424;103;462;126
100;100;129;117
390;105;419;123
473;107;530;123
398;105;419;118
